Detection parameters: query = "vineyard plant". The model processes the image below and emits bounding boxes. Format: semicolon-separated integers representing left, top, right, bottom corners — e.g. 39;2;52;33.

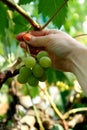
0;0;87;130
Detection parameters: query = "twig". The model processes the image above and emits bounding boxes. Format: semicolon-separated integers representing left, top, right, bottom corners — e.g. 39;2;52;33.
41;0;69;30
0;69;19;87
73;33;87;38
40;86;69;130
0;57;22;87
33;105;45;130
64;107;87;119
0;0;41;30
26;83;45;130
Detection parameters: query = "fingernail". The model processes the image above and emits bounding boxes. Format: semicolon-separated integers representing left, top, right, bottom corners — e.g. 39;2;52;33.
23;33;31;42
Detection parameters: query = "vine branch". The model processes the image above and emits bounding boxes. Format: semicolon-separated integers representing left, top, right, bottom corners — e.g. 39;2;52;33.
0;69;19;87
74;33;87;38
0;0;41;30
0;57;22;87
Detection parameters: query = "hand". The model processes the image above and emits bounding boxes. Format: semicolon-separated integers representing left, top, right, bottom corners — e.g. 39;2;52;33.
16;29;84;72
16;29;87;95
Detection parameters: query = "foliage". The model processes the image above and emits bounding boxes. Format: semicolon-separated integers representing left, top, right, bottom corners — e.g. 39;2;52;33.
0;0;87;130
0;2;9;36
38;0;67;28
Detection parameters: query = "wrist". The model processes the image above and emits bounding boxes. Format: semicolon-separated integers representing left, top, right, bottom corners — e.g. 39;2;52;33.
69;42;87;95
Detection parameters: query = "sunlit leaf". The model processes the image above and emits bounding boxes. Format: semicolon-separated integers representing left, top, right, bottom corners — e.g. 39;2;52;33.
38;0;67;28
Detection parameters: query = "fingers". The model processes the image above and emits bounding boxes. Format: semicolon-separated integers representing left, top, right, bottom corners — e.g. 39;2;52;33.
16;29;59;41
29;29;58;36
16;29;59;48
23;33;49;47
16;32;26;41
20;41;27;50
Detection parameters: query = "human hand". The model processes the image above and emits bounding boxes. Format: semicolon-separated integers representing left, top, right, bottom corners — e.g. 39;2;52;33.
16;29;84;73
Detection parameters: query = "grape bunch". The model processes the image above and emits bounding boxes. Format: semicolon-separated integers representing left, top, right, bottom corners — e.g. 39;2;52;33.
17;51;52;86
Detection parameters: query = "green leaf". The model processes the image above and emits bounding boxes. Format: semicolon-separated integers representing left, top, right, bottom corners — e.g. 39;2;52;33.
47;68;68;84
18;0;34;5
20;84;39;97
13;13;30;34
27;85;39;98
0;2;9;35
38;0;67;28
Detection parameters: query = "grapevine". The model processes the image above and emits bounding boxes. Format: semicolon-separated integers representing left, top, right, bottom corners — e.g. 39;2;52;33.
0;1;70;130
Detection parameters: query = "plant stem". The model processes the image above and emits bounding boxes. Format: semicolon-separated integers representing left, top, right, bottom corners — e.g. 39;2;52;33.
0;0;41;30
40;87;64;120
64;107;87;119
0;57;22;87
74;33;87;38
26;83;45;130
40;87;68;130
41;0;69;30
33;105;45;130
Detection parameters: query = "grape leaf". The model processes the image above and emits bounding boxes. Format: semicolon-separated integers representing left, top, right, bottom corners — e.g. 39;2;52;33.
13;13;30;34
47;68;68;84
38;0;68;28
0;2;9;35
18;0;34;5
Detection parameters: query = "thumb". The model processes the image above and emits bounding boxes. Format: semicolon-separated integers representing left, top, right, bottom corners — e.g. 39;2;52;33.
23;33;48;47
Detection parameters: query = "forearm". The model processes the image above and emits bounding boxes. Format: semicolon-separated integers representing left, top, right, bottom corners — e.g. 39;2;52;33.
70;42;87;95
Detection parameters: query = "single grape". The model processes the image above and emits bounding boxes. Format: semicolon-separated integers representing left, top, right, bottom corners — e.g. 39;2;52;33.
36;51;48;60
24;56;36;68
19;66;32;77
28;74;39;86
38;72;47;82
17;74;28;84
17;66;32;84
39;56;52;68
32;63;44;78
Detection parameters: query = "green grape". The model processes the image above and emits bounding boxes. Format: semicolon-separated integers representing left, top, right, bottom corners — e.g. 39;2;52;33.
19;66;32;77
24;56;36;68
38;72;47;82
17;66;32;84
32;63;44;78
39;56;52;68
17;74;28;84
28;74;39;86
36;51;48;60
